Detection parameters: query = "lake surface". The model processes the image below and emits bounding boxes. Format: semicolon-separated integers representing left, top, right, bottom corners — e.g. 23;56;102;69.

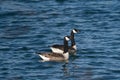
0;0;120;80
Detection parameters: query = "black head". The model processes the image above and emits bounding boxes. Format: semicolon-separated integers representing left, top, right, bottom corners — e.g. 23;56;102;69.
64;36;71;41
72;28;80;33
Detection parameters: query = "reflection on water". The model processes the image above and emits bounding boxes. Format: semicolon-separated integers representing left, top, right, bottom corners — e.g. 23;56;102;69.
62;63;70;77
61;62;94;80
82;68;93;80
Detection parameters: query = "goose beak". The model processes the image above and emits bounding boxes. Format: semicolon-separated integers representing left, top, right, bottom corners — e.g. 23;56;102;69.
68;36;71;40
68;36;72;40
76;29;80;32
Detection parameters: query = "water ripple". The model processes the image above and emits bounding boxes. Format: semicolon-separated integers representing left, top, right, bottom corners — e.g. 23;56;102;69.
0;0;120;80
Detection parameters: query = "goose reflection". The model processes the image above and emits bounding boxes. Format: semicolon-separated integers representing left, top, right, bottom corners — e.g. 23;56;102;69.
61;63;70;77
61;62;93;80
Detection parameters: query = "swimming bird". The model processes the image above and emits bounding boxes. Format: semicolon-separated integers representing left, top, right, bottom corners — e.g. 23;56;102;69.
50;28;79;54
37;36;70;61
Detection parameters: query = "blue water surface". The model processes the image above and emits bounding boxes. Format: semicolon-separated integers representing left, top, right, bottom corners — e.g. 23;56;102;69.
0;0;120;80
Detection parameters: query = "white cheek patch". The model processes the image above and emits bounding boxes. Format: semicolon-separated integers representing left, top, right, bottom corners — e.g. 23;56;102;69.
73;45;77;50
65;37;70;41
73;29;77;33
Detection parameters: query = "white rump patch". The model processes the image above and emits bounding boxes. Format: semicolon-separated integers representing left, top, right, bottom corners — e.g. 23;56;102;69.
39;54;50;61
73;29;77;33
50;47;63;54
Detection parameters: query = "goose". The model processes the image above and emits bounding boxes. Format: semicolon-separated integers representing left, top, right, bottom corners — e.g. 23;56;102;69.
50;28;79;54
37;36;70;61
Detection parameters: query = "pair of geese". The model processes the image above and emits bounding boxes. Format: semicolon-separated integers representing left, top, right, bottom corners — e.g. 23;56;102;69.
37;29;79;61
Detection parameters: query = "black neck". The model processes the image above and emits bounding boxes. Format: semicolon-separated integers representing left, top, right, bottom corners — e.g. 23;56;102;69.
71;31;75;46
64;38;68;53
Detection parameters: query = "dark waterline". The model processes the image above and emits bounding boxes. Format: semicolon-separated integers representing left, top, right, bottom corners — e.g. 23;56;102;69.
0;0;120;80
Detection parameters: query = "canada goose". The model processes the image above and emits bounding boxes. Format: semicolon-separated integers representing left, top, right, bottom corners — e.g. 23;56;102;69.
37;36;70;61
50;29;79;54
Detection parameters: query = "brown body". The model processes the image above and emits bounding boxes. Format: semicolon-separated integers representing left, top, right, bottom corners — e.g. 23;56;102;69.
40;52;65;61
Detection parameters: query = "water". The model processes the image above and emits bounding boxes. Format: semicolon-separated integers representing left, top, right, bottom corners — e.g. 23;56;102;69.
0;0;120;80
